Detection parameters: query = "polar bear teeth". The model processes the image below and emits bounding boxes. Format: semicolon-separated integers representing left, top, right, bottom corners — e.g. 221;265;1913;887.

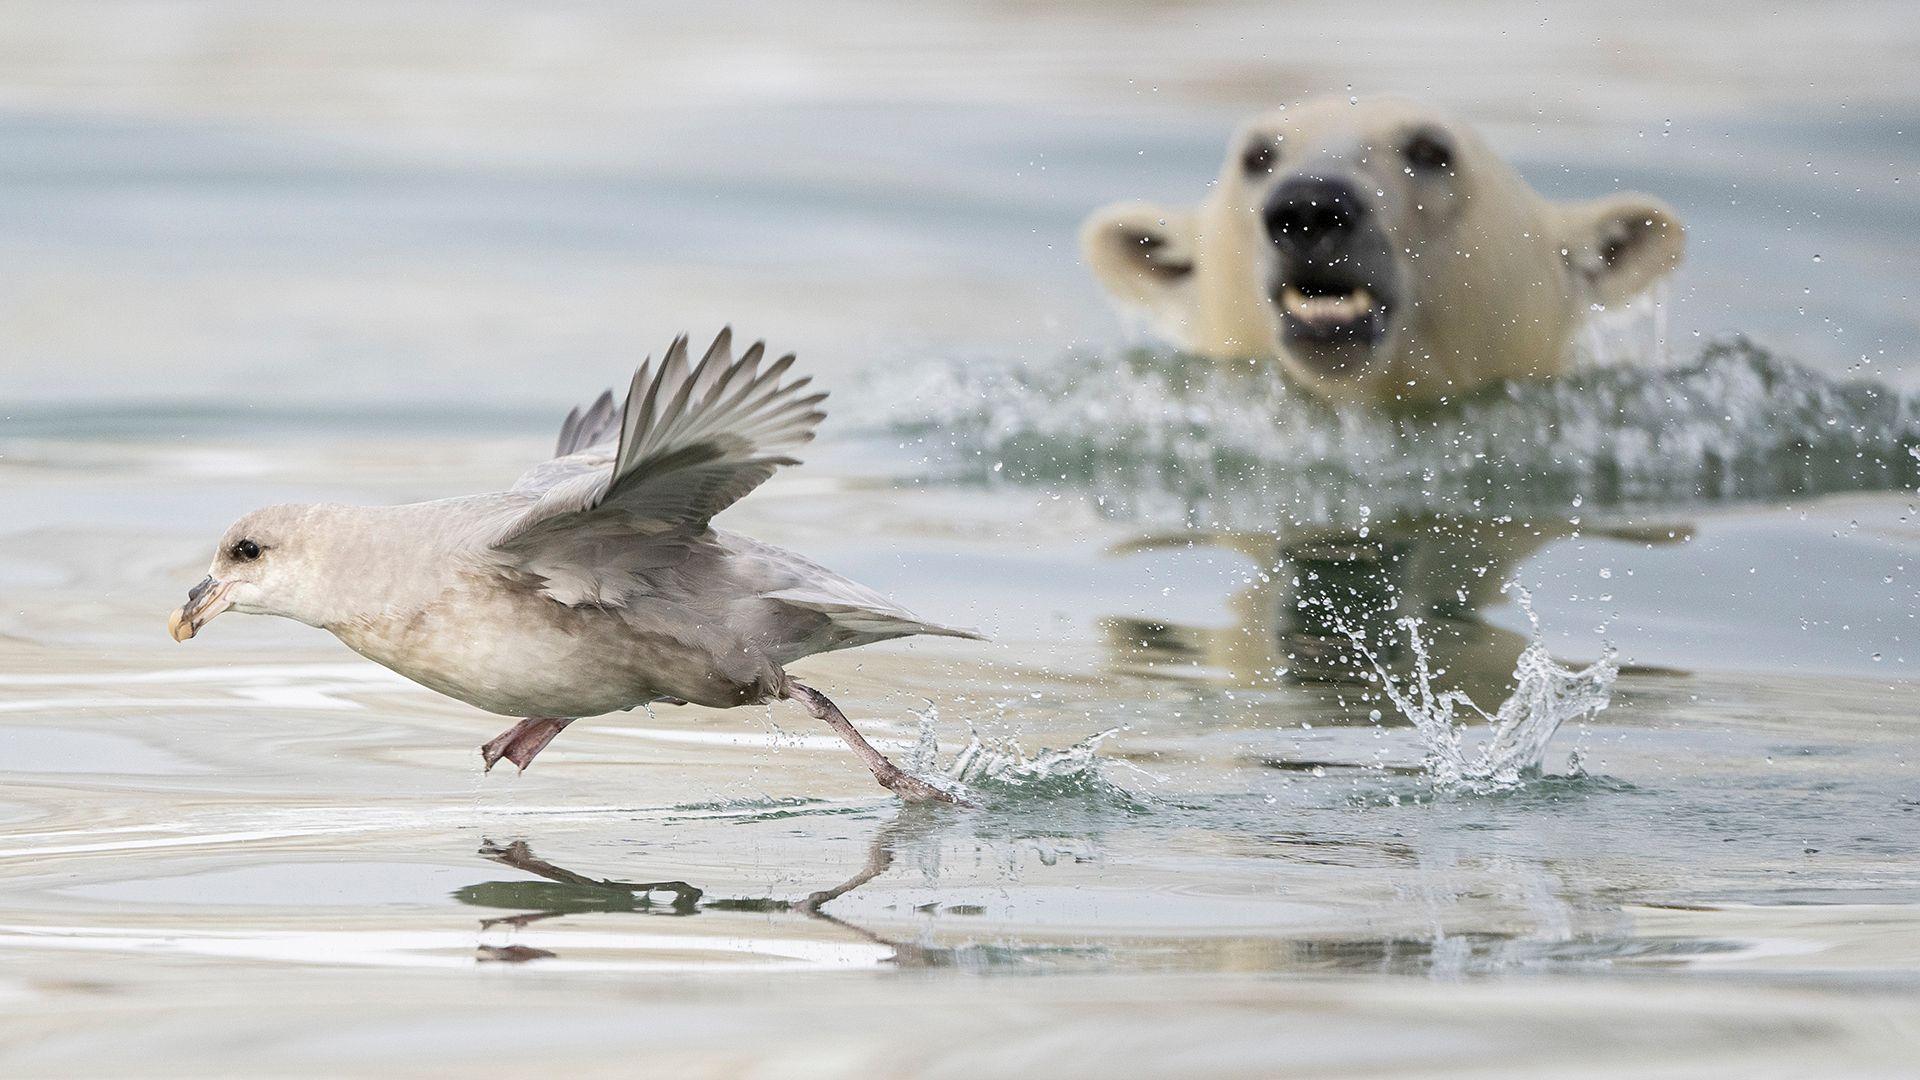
1281;286;1376;324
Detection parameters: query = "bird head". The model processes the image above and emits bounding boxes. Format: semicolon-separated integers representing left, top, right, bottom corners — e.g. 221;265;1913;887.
169;504;329;640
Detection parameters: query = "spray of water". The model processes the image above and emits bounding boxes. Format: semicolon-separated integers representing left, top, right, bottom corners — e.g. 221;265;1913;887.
903;704;1138;806
948;725;1121;789
1344;588;1617;794
873;337;1920;529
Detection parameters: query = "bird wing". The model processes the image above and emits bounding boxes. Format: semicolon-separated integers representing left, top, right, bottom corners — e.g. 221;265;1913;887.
464;340;981;654
491;328;826;550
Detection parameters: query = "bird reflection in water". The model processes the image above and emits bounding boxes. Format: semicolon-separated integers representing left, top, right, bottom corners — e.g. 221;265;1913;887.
459;809;1045;968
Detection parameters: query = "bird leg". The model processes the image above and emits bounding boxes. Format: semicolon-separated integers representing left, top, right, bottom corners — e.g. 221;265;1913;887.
784;681;965;805
480;717;576;773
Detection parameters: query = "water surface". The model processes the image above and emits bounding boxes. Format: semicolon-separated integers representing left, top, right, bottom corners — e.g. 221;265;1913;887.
3;2;1919;1075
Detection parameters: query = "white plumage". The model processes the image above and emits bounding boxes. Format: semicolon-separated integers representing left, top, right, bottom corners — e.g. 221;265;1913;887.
169;330;979;803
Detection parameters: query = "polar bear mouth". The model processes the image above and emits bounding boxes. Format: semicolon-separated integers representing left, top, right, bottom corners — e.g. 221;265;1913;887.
1280;285;1379;328
1273;279;1393;365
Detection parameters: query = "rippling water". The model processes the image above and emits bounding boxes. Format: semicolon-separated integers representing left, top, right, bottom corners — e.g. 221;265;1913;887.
4;427;1916;1072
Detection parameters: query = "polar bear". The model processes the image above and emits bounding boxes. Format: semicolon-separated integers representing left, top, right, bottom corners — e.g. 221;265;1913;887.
1081;97;1685;405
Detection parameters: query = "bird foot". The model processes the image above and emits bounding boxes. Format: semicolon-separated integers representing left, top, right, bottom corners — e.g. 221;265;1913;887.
873;765;962;805
480;717;575;773
785;681;973;806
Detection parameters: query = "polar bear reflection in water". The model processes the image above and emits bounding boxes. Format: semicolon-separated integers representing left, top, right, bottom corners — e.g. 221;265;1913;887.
1100;518;1686;703
1081;97;1685;407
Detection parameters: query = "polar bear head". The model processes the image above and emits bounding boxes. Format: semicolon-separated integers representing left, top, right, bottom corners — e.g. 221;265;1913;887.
1081;98;1685;404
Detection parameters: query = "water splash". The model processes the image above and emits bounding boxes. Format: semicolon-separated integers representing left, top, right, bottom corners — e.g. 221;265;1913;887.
949;725;1124;790
1345;589;1617;794
902;704;1140;807
873;337;1920;528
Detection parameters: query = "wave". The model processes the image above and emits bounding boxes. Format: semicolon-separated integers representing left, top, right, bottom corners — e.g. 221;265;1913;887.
874;338;1920;528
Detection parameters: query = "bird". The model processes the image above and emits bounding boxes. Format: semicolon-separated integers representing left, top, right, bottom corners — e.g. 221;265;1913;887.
166;329;981;803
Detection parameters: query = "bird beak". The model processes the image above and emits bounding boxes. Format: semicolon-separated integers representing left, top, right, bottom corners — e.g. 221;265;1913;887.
169;575;233;642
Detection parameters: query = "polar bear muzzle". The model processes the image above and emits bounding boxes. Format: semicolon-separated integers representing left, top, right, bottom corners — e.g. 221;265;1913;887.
1261;175;1403;377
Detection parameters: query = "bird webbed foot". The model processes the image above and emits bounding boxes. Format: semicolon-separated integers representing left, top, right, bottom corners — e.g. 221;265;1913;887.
480;717;576;773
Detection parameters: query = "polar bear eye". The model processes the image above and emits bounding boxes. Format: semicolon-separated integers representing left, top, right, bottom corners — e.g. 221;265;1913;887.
1402;130;1454;174
1241;139;1278;176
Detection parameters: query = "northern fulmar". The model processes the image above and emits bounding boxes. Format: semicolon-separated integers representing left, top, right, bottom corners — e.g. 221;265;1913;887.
167;329;980;803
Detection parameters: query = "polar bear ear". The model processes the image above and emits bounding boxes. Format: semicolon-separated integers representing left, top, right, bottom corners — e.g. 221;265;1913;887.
1080;201;1201;342
1561;194;1687;309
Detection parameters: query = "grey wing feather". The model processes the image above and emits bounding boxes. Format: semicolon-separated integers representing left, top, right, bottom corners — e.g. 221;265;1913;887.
494;327;825;547
555;389;620;457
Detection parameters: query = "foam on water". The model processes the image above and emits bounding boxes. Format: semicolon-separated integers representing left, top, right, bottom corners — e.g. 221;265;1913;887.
876;338;1920;528
1345;588;1617;794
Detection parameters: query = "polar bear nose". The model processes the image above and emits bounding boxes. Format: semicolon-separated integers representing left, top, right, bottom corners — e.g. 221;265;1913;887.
1263;176;1367;255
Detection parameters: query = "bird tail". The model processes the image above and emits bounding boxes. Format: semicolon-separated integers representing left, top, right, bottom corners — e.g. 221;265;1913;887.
763;589;985;658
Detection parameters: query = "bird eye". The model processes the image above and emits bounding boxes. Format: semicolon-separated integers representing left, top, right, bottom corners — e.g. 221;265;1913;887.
231;539;262;561
1402;130;1454;173
1241;138;1278;176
